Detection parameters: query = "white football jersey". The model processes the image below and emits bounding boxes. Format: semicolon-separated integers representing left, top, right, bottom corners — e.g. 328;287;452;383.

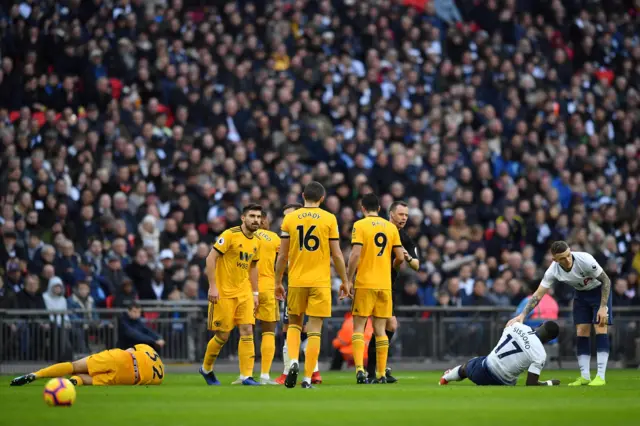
540;251;604;292
486;323;547;385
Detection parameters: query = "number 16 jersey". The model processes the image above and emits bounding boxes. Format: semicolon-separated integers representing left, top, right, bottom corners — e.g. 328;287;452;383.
281;207;339;288
486;323;547;385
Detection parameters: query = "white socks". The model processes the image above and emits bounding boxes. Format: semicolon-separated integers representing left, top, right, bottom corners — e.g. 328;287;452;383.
596;352;609;380
443;365;462;382
282;341;290;374
260;373;270;380
578;355;591;380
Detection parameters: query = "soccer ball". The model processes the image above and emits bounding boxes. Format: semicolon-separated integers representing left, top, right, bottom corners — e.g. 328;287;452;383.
43;378;76;407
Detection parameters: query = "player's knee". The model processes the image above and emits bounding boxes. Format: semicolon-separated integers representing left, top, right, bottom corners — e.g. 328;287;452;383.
386;316;398;332
71;358;88;374
261;321;277;333
238;325;253;336
594;324;608;335
289;314;304;327
215;331;230;342
576;324;591;336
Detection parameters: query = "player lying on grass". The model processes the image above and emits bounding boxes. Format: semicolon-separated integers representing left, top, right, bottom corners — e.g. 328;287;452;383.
439;321;560;386
10;343;164;386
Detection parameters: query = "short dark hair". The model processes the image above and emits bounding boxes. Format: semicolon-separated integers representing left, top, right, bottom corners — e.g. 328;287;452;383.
242;203;263;215
550;241;569;255
389;200;408;213
361;193;380;212
535;321;560;344
282;203;302;214
127;302;141;311
303;181;326;203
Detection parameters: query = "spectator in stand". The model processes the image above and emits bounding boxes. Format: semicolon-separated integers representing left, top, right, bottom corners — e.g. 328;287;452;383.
114;276;138;308
117;303;165;352
0;0;637;336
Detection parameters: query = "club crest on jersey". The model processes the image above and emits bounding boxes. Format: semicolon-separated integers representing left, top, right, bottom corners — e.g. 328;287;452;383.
592;264;597;270
217;238;224;245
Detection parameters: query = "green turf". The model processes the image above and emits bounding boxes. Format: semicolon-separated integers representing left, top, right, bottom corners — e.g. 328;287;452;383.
2;370;639;426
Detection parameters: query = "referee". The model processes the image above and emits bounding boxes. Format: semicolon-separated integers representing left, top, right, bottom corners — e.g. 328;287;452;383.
366;201;420;383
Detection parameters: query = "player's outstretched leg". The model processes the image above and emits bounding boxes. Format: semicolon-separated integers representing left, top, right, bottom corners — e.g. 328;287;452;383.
10;373;37;386
440;364;467;385
11;357;85;386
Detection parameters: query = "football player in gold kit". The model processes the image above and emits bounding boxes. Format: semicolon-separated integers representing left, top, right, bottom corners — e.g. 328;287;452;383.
200;204;262;386
275;182;350;389
347;193;404;384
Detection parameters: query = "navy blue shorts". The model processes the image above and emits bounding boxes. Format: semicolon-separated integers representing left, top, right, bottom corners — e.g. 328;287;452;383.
465;356;506;386
573;286;613;325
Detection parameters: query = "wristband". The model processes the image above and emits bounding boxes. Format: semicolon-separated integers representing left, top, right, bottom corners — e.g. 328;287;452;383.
253;292;259;296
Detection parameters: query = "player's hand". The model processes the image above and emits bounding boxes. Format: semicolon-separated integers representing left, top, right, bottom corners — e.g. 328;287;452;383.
506;314;524;327
339;281;352;300
155;339;165;348
596;306;609;326
208;286;219;304
402;248;411;261
275;284;286;301
253;293;260;315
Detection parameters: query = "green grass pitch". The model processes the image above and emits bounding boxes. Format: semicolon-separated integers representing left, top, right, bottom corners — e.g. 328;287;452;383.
2;370;640;426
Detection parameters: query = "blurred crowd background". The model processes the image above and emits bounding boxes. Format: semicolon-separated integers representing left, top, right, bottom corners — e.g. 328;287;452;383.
1;0;640;326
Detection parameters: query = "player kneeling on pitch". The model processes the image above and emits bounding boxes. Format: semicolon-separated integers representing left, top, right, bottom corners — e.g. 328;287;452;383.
10;343;164;387
439;321;560;386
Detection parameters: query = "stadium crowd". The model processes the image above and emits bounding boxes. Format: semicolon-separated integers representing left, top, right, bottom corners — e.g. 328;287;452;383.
1;0;640;326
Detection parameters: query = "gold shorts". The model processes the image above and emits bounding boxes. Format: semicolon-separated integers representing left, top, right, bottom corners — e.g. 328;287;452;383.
86;349;136;386
255;291;279;322
351;288;392;318
208;295;255;332
287;287;332;318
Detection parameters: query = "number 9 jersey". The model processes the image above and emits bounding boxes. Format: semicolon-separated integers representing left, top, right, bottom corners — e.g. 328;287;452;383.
351;217;402;290
281;207;339;288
